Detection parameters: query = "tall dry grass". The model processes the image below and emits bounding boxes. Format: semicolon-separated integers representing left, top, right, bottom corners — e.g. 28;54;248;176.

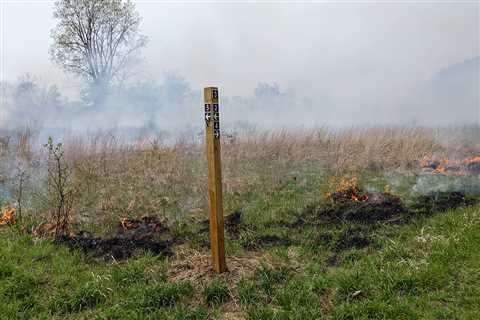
222;127;441;170
0;125;479;231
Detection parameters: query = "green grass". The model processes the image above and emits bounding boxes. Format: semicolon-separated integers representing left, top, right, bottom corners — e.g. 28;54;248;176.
1;164;479;319
0;203;479;319
202;280;230;306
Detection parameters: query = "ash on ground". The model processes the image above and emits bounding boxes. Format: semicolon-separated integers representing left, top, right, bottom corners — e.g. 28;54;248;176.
56;216;180;260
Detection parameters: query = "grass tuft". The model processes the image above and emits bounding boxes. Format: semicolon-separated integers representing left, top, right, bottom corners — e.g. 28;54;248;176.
140;281;193;310
202;279;230;306
49;279;107;314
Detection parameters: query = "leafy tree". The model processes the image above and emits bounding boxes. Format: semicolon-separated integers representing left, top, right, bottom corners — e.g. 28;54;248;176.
50;0;147;104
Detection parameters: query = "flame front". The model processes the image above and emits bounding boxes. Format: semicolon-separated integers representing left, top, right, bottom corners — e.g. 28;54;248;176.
327;177;369;202
0;206;15;225
421;155;480;174
121;217;139;231
463;156;480;165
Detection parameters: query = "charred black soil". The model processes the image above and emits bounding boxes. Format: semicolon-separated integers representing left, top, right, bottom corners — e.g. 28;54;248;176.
304;192;409;225
55;191;477;259
224;210;243;239
56;216;180;260
299;190;476;256
410;191;476;215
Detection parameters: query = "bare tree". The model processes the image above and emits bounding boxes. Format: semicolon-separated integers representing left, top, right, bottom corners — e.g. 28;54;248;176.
50;0;147;103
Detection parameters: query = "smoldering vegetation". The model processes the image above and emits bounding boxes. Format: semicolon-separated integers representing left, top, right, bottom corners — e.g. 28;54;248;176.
55;216;180;260
1;2;479;317
1;129;478;320
0;122;479;260
1;72;479;260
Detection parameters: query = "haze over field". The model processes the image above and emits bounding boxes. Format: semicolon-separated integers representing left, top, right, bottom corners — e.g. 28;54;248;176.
0;1;478;133
1;4;480;318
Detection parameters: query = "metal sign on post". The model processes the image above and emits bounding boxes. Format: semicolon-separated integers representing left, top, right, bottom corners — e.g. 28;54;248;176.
204;87;227;273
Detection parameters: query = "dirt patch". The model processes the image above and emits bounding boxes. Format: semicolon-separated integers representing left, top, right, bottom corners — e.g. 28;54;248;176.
168;248;270;320
168;248;271;285
55;216;179;260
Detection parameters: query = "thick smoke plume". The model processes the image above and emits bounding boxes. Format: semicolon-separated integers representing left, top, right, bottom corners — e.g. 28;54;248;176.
1;56;478;142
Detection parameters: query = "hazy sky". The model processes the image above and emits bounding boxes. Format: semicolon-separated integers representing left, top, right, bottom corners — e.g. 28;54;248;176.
0;0;478;128
1;1;477;92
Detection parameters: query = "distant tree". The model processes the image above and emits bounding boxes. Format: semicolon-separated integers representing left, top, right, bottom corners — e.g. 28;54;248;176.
161;72;191;104
254;82;281;99
50;0;147;104
14;75;62;111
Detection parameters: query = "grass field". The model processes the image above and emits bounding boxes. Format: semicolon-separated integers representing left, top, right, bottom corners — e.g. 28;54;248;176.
1;199;479;319
0;126;479;319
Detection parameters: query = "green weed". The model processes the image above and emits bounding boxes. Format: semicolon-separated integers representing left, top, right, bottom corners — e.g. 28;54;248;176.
202;279;230;306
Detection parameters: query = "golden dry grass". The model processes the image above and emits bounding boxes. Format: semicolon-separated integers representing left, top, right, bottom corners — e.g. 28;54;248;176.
0;125;479;229
222;127;441;170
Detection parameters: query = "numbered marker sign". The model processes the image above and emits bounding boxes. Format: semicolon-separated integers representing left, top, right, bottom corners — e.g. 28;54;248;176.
203;87;227;273
205;104;211;126
213;104;220;138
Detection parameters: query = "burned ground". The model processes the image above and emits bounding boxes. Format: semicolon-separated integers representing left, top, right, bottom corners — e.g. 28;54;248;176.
224;211;243;239
198;211;298;250
307;192;409;225
56;216;180;260
241;234;300;250
199;211;244;239
410;191;476;215
303;189;476;227
55;231;174;260
465;161;480;173
54;189;477;260
296;189;476;255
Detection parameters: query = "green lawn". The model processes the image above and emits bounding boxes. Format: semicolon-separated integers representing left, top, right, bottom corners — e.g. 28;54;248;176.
1;200;479;319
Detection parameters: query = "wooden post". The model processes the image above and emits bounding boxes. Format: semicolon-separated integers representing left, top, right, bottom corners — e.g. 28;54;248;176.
204;87;227;273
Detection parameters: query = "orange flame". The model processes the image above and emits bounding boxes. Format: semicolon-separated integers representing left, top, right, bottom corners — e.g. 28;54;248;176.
421;155;480;174
327;177;369;202
0;206;15;225
121;217;139;231
463;156;480;165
